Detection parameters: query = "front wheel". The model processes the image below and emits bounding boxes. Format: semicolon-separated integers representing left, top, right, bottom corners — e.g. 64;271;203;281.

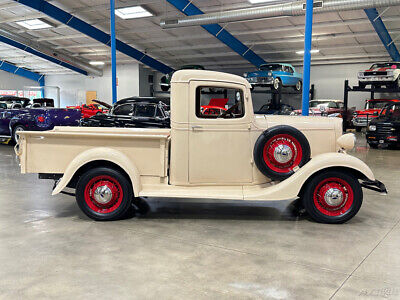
272;78;282;91
302;170;363;224
76;167;133;221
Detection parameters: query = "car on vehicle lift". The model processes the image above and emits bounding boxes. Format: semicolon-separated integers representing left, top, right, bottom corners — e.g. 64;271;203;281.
80;97;170;128
16;70;386;224
244;63;303;91
367;102;400;149
358;62;400;89
352;99;400;132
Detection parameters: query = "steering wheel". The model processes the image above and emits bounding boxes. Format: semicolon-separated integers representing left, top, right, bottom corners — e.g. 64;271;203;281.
218;102;240;118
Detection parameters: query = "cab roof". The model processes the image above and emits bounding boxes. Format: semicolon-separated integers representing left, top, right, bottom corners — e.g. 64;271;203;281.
171;70;251;88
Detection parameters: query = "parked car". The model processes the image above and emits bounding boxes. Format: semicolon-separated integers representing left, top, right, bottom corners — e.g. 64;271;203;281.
244;63;302;91
160;65;205;91
16;70;386;224
358;62;400;89
352;99;400;132
255;103;294;115
68;100;111;119
0;100;81;143
80;97;170;128
292;100;354;126
367;102;400;148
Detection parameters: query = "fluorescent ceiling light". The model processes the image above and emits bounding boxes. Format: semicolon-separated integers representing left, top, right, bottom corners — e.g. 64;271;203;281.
89;61;105;66
296;49;320;55
248;0;280;3
16;19;53;30
115;6;153;19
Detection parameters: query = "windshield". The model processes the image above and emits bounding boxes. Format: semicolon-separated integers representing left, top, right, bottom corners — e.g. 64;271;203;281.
310;101;330;108
366;101;395;110
370;63;400;69
260;64;282;71
133;103;157;117
381;103;400;117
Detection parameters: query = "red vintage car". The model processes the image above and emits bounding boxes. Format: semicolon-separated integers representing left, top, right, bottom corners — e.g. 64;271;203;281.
352;99;400;131
67;100;111;119
200;98;228;117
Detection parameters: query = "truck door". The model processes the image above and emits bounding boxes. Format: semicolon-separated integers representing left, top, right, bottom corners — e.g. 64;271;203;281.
188;82;253;184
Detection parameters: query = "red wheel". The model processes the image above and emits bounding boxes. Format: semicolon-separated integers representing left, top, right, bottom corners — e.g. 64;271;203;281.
263;134;303;174
76;167;133;221
313;177;354;217
84;175;124;214
254;126;310;181
303;170;363;224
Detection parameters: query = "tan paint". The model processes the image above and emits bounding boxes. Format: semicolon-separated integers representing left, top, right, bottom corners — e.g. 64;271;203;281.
16;70;377;202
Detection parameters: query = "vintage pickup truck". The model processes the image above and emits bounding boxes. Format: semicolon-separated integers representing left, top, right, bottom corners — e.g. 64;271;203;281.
16;70;386;224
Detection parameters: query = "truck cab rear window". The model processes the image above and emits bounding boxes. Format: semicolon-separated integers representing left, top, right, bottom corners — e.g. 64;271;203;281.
196;87;244;119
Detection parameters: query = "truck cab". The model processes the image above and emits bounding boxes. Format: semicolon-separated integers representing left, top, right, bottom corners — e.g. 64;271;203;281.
16;70;386;224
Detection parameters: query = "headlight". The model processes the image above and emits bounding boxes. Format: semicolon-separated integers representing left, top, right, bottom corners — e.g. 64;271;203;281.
243;73;248;77
369;125;376;131
268;72;272;76
337;133;356;151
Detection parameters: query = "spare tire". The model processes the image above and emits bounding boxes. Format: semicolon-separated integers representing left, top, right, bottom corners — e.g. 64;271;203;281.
254;125;311;181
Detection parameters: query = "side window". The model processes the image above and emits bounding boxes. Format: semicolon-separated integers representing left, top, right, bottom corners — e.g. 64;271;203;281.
196;87;245;119
113;104;133;115
289;67;294;73
134;104;156;117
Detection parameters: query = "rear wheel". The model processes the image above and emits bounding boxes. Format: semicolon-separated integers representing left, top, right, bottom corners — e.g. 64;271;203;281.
12;125;25;144
294;80;302;91
302;170;363;224
76;167;133;221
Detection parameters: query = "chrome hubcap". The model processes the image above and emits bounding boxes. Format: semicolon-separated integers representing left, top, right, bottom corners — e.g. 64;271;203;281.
94;185;113;204
324;188;344;206
273;145;293;163
274;79;280;89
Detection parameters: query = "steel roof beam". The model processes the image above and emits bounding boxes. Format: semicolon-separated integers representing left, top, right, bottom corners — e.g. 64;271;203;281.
0;59;44;85
166;0;266;68
365;8;400;61
13;0;174;74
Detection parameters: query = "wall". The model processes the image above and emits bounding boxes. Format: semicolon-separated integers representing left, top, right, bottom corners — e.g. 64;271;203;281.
45;63;140;107
0;69;40;90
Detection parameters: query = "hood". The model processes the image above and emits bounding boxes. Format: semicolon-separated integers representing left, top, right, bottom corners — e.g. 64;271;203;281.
253;114;340;130
354;109;380;116
246;71;272;77
365;67;393;72
92;100;112;109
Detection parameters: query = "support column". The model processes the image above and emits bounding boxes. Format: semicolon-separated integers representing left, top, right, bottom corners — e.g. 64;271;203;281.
110;0;117;104
301;0;314;116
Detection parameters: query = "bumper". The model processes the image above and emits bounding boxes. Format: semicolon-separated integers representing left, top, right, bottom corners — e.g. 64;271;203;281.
358;77;395;83
352;119;368;127
367;134;398;145
246;77;274;86
361;180;387;194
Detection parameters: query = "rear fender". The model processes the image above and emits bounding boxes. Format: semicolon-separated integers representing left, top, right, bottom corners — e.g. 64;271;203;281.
52;147;141;196
244;153;375;201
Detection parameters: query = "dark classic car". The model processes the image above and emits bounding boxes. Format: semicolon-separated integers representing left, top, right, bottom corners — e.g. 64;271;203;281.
0;96;81;143
367;103;400;148
80;97;170;128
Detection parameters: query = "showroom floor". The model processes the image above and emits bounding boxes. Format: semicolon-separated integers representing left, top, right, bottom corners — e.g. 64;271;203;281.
0;133;399;299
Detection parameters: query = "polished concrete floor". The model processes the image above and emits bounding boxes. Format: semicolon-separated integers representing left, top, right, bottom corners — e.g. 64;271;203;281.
0;133;399;299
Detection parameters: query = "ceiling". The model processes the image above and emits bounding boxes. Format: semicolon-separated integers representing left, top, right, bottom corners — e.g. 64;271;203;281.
0;0;398;76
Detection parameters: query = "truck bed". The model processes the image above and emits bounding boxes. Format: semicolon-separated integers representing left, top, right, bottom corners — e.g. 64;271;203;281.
17;126;170;178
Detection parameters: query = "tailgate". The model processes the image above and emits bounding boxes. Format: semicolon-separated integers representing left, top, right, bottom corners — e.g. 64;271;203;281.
16;127;170;176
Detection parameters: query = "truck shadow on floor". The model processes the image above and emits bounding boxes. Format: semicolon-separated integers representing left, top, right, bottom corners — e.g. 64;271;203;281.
132;198;309;222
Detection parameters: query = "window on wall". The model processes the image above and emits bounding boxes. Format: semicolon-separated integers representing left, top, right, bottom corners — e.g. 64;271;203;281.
0;90;18;96
196;87;245;119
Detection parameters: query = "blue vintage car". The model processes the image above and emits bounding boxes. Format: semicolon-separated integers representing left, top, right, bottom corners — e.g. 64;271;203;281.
244;63;303;91
0;97;81;143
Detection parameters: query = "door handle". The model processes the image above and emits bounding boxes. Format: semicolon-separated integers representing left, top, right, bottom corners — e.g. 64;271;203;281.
191;125;203;131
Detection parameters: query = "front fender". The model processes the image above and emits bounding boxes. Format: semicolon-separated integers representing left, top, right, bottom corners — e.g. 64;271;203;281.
244;152;375;201
52;147;141;197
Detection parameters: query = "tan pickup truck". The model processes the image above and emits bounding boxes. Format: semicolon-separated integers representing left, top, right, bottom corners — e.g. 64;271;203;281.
16;70;386;224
